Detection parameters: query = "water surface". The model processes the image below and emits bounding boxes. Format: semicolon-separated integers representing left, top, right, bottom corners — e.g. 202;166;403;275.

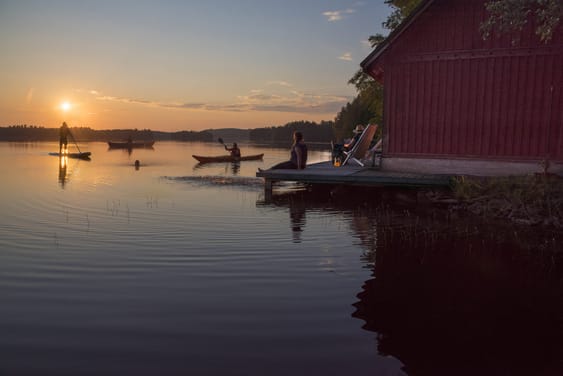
1;141;561;375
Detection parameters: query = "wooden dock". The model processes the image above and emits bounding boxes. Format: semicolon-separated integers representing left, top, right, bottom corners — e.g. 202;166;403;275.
256;161;453;194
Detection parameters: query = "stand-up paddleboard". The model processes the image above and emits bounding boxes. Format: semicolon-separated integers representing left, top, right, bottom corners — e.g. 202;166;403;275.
49;152;92;160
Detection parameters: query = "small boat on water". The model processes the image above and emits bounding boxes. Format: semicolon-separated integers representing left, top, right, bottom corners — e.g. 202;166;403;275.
108;141;155;149
192;153;264;164
49;152;91;160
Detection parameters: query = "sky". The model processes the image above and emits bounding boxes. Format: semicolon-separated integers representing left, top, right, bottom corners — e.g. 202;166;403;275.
0;0;391;132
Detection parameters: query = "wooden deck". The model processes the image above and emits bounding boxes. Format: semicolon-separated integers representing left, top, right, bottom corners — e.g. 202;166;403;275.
256;161;453;193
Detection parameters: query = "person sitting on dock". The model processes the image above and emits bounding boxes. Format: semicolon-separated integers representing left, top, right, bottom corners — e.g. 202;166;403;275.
344;125;364;151
224;142;241;158
269;131;307;170
332;124;364;165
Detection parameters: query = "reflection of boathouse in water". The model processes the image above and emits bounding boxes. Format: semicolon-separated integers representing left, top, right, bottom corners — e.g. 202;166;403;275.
263;186;563;375
352;217;563;375
361;0;563;177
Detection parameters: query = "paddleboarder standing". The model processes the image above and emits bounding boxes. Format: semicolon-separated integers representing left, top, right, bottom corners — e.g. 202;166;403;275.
59;122;69;154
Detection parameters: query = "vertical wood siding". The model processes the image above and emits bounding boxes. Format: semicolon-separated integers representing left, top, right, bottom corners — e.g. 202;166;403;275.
380;0;563;161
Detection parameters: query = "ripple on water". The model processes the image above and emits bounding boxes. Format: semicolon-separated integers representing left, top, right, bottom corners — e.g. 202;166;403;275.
162;175;264;191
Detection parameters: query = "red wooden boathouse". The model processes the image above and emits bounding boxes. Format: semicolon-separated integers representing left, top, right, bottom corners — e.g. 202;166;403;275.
361;0;562;176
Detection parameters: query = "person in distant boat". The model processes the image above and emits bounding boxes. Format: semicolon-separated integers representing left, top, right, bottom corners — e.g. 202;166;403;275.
224;142;241;158
59;122;69;154
269;131;307;170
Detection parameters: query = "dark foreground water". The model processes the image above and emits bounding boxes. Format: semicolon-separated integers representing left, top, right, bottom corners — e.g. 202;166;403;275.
1;141;562;375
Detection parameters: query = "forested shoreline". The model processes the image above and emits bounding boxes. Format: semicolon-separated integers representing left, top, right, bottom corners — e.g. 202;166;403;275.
0;120;335;143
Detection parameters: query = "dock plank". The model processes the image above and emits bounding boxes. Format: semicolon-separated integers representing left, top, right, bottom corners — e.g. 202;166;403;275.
256;162;452;188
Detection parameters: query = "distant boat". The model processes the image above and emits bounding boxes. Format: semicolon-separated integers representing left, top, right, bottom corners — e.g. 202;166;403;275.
49;152;91;160
192;153;264;164
108;141;155;149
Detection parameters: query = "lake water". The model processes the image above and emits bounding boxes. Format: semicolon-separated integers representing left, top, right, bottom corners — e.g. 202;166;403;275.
1;141;562;375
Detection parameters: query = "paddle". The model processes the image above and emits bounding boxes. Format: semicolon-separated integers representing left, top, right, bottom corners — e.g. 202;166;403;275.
218;137;229;152
68;129;82;154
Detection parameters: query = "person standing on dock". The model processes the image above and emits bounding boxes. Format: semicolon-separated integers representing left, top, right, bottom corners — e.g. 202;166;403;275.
269;131;307;170
59;122;69;154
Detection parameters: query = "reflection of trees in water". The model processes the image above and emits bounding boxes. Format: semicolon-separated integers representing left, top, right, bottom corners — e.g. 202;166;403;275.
262;185;563;376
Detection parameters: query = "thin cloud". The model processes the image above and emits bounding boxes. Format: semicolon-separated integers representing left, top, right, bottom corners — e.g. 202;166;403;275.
236;88;350;114
322;8;355;22
161;102;207;110
266;80;293;87
26;88;34;103
338;52;353;61
93;88;351;115
96;95;153;106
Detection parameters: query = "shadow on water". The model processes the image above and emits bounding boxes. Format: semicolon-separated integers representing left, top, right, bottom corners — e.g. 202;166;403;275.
262;184;563;375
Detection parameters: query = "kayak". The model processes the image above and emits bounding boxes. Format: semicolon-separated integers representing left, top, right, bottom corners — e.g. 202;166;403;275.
49;152;91;160
192;153;264;164
108;141;155;149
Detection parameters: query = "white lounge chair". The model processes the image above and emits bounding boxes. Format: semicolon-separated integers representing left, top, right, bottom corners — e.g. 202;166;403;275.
341;124;378;166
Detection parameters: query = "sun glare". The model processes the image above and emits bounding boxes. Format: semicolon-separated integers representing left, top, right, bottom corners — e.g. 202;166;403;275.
60;101;71;112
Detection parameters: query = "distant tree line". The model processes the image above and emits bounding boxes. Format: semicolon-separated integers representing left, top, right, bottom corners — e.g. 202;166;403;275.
167;130;213;142
249;120;334;144
0;124;58;141
0;125;213;142
0;123;338;144
0;122;338;144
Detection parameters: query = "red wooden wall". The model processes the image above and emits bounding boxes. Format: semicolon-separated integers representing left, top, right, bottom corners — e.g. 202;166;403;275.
371;0;563;161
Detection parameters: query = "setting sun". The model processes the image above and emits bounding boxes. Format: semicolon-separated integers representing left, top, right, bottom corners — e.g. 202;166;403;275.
60;101;71;112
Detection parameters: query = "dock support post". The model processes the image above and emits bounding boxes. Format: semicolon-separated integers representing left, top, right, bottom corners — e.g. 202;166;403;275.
264;179;273;202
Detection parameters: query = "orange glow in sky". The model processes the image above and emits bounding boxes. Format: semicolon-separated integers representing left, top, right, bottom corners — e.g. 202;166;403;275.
0;2;390;132
60;101;71;112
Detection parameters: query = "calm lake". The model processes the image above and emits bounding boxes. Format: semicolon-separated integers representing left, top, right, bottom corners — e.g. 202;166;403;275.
1;141;562;375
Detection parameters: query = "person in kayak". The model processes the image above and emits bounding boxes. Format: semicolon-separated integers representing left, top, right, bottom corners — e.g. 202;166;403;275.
224;142;241;158
269;131;307;170
59;122;69;154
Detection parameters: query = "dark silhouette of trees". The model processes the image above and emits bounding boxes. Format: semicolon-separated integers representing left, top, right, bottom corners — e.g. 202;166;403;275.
170;130;213;142
0;123;331;144
342;0;421;140
0;125;58;141
481;0;562;42
0;125;213;142
249;120;334;144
